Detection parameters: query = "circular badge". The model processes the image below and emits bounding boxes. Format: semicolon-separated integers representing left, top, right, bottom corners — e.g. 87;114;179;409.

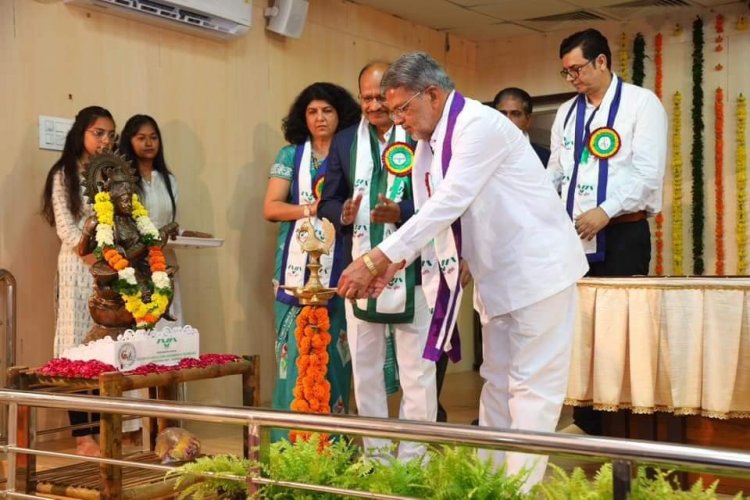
382;142;414;177
313;176;324;200
117;342;137;370
588;127;621;159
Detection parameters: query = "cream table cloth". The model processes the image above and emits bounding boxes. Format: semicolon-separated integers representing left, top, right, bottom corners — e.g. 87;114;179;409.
565;277;750;419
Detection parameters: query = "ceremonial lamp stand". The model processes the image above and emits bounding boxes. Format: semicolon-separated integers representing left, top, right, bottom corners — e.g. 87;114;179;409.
279;217;336;444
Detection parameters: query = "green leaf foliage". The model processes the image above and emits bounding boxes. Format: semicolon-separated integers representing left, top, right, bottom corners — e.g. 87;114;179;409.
168;435;745;499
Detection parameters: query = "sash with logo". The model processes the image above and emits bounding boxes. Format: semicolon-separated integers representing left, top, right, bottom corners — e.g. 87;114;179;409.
562;76;624;262
276;140;343;306
413;92;465;363
350;118;417;323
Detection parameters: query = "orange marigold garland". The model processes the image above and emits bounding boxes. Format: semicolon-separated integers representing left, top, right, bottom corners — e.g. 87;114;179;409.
654;33;665;275
289;306;332;445
715;88;725;275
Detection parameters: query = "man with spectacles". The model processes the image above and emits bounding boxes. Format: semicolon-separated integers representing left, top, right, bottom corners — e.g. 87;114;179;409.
318;61;441;462
493;87;550;167
335;52;588;490
548;29;667;435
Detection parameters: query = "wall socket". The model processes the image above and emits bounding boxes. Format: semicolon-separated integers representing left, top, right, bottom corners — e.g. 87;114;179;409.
38;115;74;151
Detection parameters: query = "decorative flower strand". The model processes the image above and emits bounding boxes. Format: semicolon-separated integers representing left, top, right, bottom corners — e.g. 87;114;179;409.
632;33;645;87
290;306;332;446
619;32;630;82
654;33;665;275
672;92;685;275
737;94;748;274
93;192;172;329
691;17;705;275
715;88;725;275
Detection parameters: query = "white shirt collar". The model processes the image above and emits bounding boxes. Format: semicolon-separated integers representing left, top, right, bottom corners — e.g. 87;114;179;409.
429;90;456;150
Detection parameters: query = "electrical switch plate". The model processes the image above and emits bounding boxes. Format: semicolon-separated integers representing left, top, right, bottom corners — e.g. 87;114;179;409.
38;115;74;151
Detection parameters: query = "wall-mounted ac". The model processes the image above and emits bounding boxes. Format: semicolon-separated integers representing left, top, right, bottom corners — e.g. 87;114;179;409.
64;0;252;40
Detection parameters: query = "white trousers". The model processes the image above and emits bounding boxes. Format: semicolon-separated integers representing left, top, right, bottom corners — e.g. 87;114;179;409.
478;284;577;489
345;286;437;461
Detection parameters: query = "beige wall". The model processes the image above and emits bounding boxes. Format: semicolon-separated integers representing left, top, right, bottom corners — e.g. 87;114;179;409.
0;0;478;419
476;6;750;276
4;0;746;426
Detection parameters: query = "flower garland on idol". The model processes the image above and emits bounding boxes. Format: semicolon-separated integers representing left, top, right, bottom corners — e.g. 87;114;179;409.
691;17;705;275
737;94;748;274
715;88;725;275
289;306;332;446
672;92;685;275
654;33;665;275
93;192;172;329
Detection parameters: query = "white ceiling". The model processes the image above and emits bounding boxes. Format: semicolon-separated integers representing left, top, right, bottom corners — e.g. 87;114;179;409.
349;0;744;41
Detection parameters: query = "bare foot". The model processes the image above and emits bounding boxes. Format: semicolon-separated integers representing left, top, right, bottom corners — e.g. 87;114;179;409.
76;435;100;457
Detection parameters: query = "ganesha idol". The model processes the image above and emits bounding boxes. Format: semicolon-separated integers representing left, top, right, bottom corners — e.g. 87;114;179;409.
77;151;179;342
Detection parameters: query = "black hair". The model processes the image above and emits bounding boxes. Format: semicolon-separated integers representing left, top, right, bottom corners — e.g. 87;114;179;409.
41;105;114;226
559;28;612;69
282;82;361;145
119;114;177;222
492;87;533;114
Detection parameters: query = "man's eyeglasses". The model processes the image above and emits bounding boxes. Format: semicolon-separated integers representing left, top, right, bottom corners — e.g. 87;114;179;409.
388;89;425;121
560;59;595;79
360;94;386;105
87;128;116;141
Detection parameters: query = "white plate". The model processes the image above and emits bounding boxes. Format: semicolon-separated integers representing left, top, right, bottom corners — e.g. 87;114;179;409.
169;236;224;249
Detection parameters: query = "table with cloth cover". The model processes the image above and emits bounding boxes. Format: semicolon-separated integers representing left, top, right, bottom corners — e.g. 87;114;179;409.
564;277;750;493
565;277;750;418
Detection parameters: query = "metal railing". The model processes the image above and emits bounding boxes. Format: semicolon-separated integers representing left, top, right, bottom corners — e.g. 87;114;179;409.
0;390;749;499
0;269;17;444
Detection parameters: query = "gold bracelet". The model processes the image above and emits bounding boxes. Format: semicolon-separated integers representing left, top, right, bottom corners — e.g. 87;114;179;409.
362;254;379;277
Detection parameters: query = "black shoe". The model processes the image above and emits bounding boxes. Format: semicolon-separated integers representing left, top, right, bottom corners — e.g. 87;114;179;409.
470;418;479;426
437;403;448;423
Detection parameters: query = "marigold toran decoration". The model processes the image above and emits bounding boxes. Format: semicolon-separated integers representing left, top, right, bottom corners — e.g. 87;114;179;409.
737;94;748;274
279;217;337;446
691;17;705;275
715;88;725;275
654;33;665;275
715;14;724;55
632;33;645;87
93;192;172;329
672;92;685;275
618;32;630;82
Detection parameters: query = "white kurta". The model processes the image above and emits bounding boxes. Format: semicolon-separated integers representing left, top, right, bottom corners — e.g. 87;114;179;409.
379;93;588;318
51;170;94;357
547;74;668;219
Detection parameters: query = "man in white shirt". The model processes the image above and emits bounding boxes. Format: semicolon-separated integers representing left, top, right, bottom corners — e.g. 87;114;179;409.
493;87;550;166
548;28;667;434
336;52;588;488
318;62;438;461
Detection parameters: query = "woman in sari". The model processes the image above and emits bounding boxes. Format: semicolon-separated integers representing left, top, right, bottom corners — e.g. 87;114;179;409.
263;82;359;442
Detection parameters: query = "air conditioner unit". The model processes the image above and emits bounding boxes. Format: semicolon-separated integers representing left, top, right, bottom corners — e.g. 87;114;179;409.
64;0;252;40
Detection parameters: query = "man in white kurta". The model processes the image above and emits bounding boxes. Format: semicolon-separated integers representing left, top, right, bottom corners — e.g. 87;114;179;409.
337;52;588;488
548;28;667;435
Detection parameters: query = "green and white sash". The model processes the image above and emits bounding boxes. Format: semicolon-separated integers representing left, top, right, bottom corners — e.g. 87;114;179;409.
350;118;416;323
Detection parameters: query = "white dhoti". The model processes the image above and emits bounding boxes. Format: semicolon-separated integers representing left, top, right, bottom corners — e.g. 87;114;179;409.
478;284;577;489
345;286;437;461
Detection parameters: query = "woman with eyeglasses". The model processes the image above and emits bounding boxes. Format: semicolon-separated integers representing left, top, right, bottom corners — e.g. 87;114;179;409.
41;105;117;457
263;82;360;442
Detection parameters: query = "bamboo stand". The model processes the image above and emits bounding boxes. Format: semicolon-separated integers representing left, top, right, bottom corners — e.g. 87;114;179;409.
7;355;259;500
